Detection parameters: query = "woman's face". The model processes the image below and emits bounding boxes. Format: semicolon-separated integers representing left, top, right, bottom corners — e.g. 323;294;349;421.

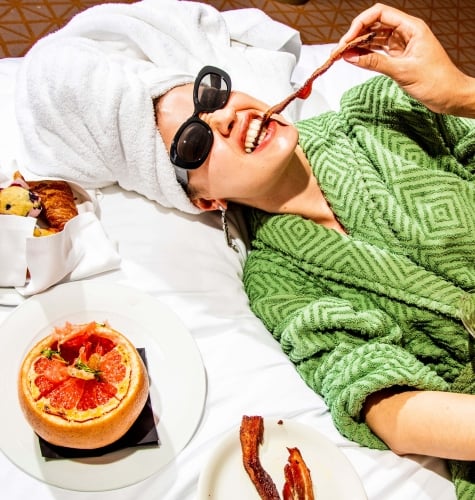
156;82;299;210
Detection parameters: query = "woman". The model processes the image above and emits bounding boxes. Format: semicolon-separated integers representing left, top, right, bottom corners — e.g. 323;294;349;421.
15;1;475;496
156;63;475;498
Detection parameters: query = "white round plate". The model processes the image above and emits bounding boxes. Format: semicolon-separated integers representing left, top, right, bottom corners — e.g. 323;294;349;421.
198;419;367;500
0;281;206;491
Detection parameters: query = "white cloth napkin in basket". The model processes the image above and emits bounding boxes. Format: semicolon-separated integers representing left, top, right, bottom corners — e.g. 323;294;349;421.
0;182;121;295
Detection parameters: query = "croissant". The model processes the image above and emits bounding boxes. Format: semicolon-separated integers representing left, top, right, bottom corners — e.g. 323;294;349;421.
28;180;78;231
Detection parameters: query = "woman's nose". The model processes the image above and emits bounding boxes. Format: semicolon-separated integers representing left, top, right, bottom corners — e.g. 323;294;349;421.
200;107;235;136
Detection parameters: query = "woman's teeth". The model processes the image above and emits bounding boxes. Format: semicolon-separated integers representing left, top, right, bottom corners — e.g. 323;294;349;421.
245;118;266;153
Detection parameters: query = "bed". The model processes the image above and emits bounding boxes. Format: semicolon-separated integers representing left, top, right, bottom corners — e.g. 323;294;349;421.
0;3;458;499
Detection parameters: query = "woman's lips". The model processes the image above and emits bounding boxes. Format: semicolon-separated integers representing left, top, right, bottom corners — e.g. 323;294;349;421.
245;113;290;153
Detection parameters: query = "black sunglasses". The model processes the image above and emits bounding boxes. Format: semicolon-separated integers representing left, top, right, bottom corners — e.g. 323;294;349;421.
169;65;232;186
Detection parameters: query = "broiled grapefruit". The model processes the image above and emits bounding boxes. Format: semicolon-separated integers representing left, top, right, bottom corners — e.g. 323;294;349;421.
18;321;149;449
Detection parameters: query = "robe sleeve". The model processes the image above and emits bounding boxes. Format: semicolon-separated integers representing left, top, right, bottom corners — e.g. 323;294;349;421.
243;247;449;449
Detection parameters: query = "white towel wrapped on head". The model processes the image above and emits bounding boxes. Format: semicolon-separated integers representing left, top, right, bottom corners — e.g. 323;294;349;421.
15;0;301;214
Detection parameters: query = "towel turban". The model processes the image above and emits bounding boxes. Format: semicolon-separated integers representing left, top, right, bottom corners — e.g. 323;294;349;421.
15;0;301;213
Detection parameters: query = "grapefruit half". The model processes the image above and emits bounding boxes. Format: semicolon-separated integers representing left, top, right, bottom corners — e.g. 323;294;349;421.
18;321;149;449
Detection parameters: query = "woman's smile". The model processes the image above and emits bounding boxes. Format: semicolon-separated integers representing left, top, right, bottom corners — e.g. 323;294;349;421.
244;117;267;153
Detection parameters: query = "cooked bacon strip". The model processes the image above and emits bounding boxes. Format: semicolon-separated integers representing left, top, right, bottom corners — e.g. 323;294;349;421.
266;31;375;119
240;415;281;500
253;31;377;147
282;447;315;500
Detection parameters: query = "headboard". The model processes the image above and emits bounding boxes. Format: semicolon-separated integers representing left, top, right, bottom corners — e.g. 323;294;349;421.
1;0;474;76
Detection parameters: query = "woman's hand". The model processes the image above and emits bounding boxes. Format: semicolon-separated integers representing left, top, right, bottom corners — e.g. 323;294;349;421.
336;3;475;117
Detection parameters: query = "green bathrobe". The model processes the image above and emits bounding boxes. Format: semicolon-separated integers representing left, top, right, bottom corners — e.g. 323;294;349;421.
243;76;475;498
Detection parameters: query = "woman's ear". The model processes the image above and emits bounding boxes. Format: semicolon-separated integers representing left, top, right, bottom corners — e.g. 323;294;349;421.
192;197;228;212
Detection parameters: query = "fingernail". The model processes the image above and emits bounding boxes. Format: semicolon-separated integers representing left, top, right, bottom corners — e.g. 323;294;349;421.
344;54;359;63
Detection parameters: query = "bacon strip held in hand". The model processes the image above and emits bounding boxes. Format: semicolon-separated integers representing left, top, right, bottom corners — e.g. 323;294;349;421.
282;447;315;500
266;31;375;118
253;31;376;147
240;415;281;500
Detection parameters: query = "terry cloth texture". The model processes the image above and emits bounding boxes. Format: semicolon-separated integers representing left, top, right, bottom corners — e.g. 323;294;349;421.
243;75;475;499
15;0;300;214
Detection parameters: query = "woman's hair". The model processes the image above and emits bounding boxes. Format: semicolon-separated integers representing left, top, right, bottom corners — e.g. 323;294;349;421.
184;182;200;201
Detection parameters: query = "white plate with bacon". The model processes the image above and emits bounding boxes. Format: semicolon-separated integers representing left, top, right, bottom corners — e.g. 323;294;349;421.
198;417;367;500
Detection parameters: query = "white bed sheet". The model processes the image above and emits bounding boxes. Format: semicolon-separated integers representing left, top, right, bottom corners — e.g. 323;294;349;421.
0;44;456;500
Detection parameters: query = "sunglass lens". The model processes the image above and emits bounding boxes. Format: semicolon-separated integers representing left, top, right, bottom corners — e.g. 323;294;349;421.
176;122;213;164
197;73;229;109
